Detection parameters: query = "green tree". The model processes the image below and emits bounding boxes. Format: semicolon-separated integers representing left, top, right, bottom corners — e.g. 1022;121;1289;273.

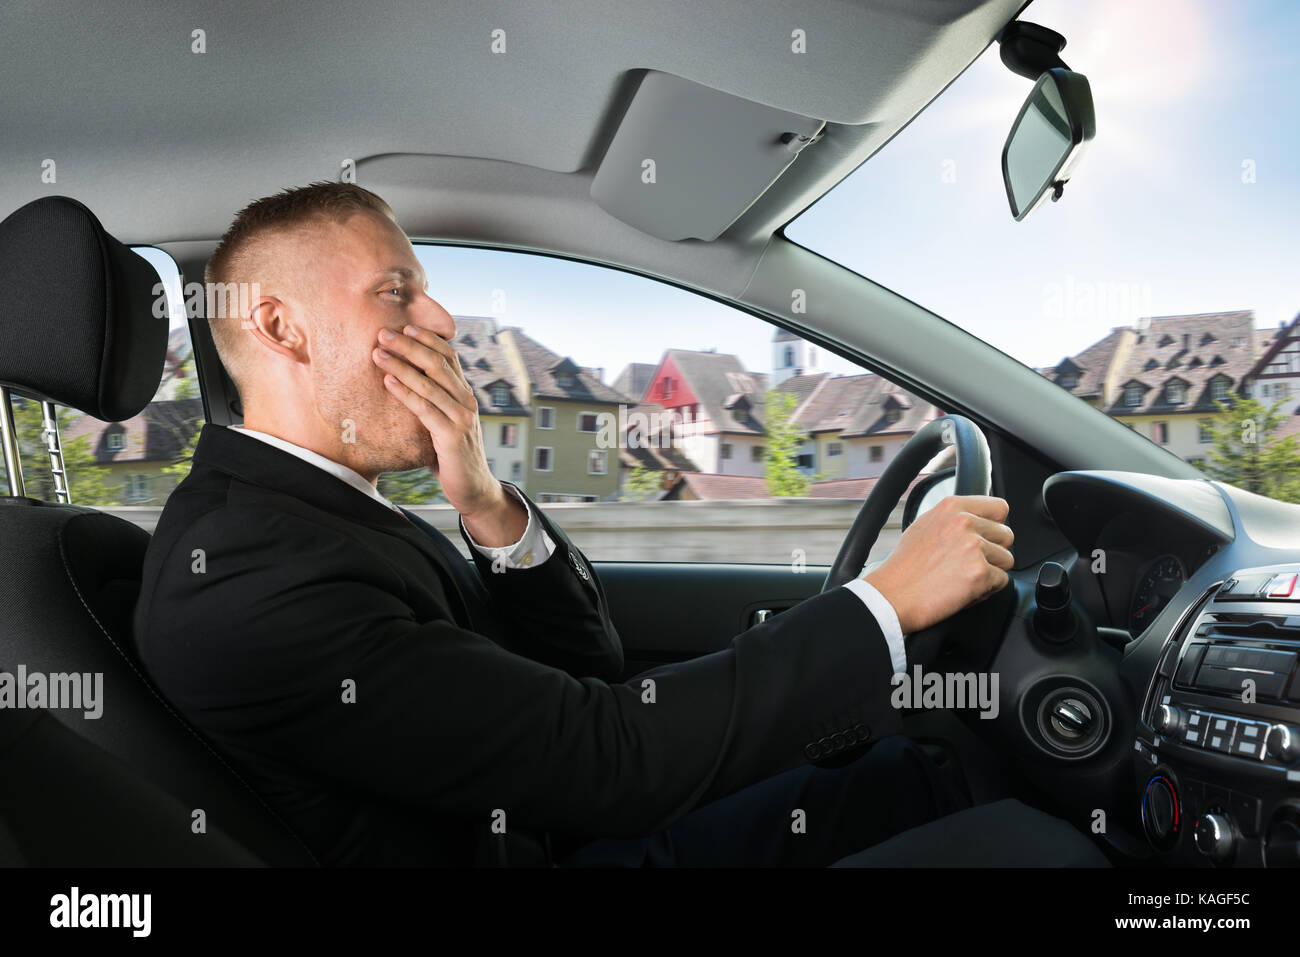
1201;396;1300;503
764;389;810;497
622;462;663;501
169;355;200;400
0;398;117;504
378;467;442;505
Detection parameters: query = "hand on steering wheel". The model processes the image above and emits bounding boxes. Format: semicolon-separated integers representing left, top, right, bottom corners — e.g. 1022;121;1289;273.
821;415;1014;662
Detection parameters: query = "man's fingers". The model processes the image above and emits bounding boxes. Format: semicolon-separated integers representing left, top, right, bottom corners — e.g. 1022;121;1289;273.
968;514;1014;550
381;371;457;442
979;538;1015;572
374;344;474;415
375;349;472;431
380;326;475;401
948;494;1009;523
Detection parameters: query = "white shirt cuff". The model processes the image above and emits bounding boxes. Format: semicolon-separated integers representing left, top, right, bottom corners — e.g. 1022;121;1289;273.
461;483;556;569
842;578;907;676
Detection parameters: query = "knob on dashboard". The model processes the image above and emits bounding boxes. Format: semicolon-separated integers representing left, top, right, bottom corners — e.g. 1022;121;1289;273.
1155;704;1185;736
1034;562;1075;643
1142;775;1179;850
1265;806;1300;867
1266;724;1299;763
1194;813;1235;864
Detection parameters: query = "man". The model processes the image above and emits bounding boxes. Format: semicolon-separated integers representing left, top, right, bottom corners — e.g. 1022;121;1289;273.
134;182;1016;867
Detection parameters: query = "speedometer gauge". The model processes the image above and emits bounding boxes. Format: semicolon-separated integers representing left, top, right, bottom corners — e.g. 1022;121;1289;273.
1129;555;1185;636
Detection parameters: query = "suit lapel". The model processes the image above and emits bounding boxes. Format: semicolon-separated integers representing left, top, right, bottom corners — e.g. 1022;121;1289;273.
190;424;478;630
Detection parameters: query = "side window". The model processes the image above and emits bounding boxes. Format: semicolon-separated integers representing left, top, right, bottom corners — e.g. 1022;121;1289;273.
413;245;941;563
1;246;203;509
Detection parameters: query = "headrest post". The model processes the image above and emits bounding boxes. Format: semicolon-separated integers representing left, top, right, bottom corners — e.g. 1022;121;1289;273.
0;385;25;498
40;400;71;504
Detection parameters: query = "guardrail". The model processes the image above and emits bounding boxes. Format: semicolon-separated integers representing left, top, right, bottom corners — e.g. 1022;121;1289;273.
101;498;904;566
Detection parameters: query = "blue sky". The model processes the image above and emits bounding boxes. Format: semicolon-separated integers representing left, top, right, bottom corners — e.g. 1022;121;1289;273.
154;0;1296;389
788;0;1300;370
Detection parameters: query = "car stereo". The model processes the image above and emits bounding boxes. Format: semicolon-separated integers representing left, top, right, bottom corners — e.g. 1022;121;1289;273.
1135;564;1300;866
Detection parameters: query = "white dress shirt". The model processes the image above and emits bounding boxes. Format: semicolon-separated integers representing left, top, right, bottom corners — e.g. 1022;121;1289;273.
226;425;906;673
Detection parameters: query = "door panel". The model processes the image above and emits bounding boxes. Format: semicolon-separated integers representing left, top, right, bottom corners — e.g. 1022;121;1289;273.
594;561;829;679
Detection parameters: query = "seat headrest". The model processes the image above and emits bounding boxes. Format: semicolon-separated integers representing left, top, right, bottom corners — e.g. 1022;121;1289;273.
0;196;167;422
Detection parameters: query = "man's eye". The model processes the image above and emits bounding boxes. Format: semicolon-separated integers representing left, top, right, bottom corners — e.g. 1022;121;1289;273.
384;286;403;297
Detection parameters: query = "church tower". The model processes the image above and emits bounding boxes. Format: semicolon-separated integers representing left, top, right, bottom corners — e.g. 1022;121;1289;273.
771;328;818;387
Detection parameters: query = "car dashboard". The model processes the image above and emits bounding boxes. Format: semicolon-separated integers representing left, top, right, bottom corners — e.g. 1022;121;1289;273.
1041;470;1300;867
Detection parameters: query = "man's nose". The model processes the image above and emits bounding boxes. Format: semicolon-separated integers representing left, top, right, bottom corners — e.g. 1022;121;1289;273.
411;292;457;341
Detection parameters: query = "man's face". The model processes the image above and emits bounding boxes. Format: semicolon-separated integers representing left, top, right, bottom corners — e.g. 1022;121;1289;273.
291;209;455;477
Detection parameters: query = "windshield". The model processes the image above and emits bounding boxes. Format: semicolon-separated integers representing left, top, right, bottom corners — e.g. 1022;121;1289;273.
786;0;1299;491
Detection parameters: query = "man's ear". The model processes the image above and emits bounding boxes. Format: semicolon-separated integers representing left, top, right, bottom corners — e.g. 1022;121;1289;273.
244;295;307;364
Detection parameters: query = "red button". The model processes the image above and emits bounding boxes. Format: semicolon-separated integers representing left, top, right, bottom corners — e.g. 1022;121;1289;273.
1269;574;1297;597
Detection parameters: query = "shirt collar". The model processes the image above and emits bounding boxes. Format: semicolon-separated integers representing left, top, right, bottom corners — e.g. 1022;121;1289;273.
228;425;402;514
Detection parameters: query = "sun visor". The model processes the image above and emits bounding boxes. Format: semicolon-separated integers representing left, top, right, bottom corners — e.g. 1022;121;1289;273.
591;71;825;242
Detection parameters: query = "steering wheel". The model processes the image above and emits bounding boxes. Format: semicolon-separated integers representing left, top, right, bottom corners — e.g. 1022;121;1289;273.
821;414;993;593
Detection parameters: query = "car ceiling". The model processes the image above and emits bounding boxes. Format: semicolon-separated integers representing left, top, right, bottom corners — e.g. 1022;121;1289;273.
1;0;1026;296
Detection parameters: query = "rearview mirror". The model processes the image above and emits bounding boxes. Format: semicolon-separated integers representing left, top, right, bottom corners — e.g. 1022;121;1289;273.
1002;68;1095;221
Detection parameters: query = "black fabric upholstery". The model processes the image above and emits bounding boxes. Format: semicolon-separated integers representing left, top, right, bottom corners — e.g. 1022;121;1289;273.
0;197;317;866
0;693;266;866
0;499;317;865
0;196;165;421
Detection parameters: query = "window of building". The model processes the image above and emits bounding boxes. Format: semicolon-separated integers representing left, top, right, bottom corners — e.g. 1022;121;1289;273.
751;446;765;462
534;447;553;471
870;445;884;462
1198;420;1214;443
796;453;814;469
511;462;522;481
1211;378;1231;401
1152;421;1168;444
106;432;125;451
499;423;517;447
720;443;732;460
1166;381;1185;404
538;407;555;429
123;474;149;501
588;450;607;475
578;412;599;433
827;442;843;457
490;384;510;406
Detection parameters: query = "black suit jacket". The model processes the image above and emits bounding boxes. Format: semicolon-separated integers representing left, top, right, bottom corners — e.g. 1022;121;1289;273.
133;423;904;866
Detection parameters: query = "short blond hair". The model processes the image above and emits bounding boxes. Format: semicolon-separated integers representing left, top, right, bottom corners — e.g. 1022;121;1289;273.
204;182;397;395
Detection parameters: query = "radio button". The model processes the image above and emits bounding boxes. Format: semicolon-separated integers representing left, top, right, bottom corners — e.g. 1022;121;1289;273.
1156;704;1185;735
1255;673;1287;700
1267;724;1300;763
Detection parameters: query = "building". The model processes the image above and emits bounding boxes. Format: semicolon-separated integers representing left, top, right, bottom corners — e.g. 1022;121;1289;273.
62;398;204;504
503;328;630;502
451;316;532;490
641;349;770;476
778;372;938;478
771;328;820;387
1047;311;1276;466
1245;312;1300;416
